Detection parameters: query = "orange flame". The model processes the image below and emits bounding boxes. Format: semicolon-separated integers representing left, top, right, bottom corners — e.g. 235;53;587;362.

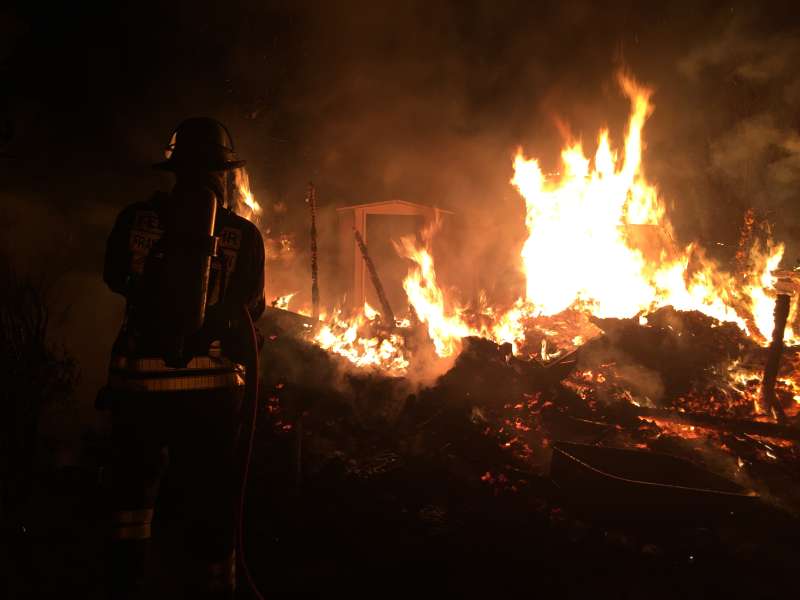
235;168;261;221
510;73;791;344
313;303;410;375
395;232;479;357
271;292;296;310
301;73;795;388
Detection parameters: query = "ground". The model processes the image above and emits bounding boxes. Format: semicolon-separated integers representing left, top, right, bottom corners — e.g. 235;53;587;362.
4;397;798;599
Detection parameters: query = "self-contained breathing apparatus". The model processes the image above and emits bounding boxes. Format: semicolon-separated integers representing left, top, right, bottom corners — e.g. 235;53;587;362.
136;181;219;366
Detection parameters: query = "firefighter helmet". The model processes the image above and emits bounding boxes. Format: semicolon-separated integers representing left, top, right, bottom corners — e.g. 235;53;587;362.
153;117;246;172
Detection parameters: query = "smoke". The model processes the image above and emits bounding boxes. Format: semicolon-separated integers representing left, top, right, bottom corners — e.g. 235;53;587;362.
655;6;800;260
576;340;667;407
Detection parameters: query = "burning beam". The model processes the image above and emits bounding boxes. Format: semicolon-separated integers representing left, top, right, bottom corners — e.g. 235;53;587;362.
354;228;395;327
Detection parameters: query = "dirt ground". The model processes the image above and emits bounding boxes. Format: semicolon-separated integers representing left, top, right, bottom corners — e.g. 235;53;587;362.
4;405;799;600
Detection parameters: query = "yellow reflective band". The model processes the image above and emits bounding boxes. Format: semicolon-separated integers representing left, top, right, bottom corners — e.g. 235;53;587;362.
108;371;245;392
110;355;244;373
108;355;246;391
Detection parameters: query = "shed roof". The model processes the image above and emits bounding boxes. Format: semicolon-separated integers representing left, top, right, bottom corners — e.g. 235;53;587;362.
336;199;453;214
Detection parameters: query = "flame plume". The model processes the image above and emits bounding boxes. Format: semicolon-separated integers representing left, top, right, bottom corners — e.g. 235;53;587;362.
395;231;480;358
291;73;796;391
510;73;791;344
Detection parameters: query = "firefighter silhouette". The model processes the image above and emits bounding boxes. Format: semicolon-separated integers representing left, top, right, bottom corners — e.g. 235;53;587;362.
102;118;265;598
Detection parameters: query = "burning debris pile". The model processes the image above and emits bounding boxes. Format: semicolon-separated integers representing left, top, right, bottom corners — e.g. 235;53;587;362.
258;75;796;380
249;308;800;597
246;73;800;522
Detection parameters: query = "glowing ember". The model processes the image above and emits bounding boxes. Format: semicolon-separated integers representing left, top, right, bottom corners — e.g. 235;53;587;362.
271;292;296;310
312;303;410;376
363;301;379;321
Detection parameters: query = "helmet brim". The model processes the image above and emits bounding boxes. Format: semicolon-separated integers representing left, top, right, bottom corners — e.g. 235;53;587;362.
153;158;247;172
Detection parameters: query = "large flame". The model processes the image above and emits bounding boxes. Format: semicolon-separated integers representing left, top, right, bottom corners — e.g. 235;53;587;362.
510;73;791;344
260;73;795;408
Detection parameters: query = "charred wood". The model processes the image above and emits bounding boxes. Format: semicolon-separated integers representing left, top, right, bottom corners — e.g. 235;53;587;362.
761;294;790;424
617;404;800;442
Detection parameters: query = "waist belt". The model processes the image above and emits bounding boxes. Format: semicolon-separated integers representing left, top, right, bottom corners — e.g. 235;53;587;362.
108;355;246;392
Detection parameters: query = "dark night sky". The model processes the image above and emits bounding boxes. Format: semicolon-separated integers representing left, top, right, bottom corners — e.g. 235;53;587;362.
3;1;800;431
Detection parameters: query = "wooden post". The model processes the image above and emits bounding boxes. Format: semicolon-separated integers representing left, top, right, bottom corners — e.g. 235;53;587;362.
761;293;790;424
306;183;320;319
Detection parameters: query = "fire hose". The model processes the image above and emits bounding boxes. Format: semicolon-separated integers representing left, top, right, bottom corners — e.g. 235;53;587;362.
236;303;266;600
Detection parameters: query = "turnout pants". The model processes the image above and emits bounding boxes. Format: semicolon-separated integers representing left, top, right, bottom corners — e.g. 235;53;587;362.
108;386;243;599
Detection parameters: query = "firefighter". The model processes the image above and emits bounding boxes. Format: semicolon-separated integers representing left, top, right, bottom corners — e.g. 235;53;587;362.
102;117;265;599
